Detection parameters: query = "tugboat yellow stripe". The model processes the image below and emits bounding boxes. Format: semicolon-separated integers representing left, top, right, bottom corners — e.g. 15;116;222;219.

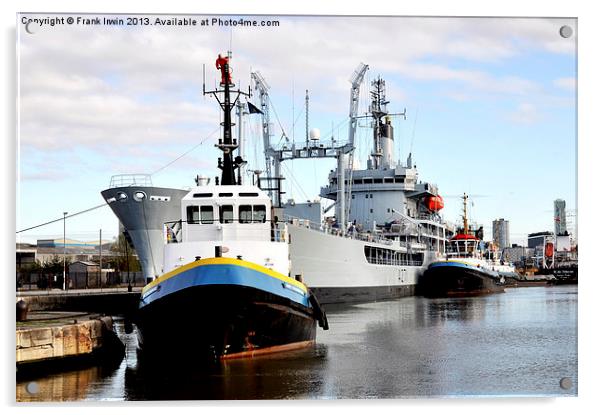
142;257;307;295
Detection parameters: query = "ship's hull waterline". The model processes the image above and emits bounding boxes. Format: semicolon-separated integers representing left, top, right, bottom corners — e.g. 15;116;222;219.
136;258;318;362
419;262;505;297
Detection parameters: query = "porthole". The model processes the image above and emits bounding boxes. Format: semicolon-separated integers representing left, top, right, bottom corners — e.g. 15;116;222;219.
133;191;147;202
117;192;128;202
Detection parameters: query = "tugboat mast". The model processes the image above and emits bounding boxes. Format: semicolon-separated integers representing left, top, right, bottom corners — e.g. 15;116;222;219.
463;193;469;235
204;52;250;185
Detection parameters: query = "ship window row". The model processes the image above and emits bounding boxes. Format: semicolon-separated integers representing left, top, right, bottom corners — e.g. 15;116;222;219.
330;178;405;185
186;204;266;224
351;194;378;199
363;246;424;266
193;192;260;198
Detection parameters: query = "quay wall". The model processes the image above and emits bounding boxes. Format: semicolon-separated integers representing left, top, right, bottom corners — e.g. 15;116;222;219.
16;316;122;366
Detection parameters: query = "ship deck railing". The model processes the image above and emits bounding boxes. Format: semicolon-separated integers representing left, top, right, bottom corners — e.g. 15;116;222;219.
366;257;423;267
286;216;395;246
109;174;153;188
286;216;449;250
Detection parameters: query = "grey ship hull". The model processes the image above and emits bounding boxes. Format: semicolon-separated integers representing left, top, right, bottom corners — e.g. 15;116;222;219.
101;186;188;281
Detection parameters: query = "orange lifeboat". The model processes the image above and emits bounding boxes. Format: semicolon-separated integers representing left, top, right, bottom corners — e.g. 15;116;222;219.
545;242;554;258
425;195;444;212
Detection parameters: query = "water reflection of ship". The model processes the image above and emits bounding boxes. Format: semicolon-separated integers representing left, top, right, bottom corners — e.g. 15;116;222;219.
102;61;452;304
318;298;488;397
124;345;328;400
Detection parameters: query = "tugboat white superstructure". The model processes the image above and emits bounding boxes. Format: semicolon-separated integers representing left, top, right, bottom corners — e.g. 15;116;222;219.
135;53;327;362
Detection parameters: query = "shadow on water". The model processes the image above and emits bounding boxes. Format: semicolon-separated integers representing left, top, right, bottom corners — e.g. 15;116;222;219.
123;343;329;400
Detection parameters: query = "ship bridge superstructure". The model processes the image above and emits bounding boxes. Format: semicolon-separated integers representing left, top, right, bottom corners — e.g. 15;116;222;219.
318;77;450;255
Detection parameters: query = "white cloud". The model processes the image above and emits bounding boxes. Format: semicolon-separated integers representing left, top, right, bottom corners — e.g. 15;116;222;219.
554;77;576;91
17;15;573;178
508;102;540;124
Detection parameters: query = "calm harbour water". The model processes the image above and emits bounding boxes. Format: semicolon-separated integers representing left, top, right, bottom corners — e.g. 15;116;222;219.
16;285;577;401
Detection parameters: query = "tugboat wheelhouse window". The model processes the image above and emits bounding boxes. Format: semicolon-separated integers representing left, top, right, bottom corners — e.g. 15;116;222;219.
219;205;234;223
186;206;200;224
186;205;214;224
238;205;267;223
253;205;267;223
200;205;214;224
239;205;253;223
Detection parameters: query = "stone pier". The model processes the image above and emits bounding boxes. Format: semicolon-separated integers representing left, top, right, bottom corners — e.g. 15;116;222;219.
16;312;123;367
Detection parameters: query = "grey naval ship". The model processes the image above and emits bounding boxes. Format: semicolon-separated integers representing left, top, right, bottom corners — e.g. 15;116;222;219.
102;59;453;303
101;175;188;283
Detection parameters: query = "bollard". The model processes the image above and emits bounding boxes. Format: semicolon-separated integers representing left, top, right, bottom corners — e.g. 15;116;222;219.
16;300;29;322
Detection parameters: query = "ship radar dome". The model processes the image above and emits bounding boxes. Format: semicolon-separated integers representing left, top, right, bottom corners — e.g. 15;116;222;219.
310;128;321;140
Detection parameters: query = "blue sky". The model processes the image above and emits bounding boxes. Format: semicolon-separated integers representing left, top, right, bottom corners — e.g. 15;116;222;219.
16;14;576;245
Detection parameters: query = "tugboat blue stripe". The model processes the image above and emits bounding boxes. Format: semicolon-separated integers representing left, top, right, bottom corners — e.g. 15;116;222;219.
140;263;311;308
430;261;478;269
429;261;498;276
143;256;307;294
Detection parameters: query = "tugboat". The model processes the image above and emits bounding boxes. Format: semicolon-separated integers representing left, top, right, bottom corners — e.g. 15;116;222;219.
135;52;328;361
419;194;509;297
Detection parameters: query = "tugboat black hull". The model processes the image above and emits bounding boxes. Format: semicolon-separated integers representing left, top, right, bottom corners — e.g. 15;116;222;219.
136;284;317;362
419;263;505;298
135;257;325;362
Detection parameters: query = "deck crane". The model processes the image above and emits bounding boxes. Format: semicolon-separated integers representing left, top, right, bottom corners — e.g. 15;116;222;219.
340;63;369;227
250;71;276;187
249;64;369;222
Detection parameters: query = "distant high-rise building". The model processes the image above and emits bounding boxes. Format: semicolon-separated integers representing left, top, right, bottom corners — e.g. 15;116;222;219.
492;218;510;249
554;199;567;235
